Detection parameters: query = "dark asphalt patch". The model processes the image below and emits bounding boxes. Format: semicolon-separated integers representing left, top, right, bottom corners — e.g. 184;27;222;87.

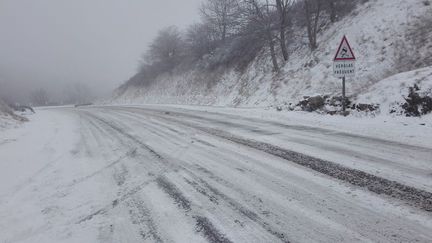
194;216;233;243
156;176;192;211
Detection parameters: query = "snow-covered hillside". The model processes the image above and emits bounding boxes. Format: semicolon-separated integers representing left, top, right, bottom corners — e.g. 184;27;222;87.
111;0;432;113
358;66;432;115
0;100;26;130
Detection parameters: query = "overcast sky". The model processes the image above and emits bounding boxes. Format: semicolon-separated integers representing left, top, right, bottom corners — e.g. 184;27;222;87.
0;0;201;102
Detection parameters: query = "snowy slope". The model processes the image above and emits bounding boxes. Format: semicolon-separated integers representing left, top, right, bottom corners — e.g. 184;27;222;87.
110;0;432;110
0;99;26;130
357;65;432;114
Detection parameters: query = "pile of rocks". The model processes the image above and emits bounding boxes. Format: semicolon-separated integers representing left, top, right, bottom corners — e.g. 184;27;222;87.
275;95;379;116
396;84;432;117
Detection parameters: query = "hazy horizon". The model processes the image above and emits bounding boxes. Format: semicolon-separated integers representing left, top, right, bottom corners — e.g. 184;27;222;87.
0;0;201;104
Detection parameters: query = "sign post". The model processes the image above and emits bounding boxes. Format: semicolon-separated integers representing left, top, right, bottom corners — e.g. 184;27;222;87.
333;35;356;113
342;76;346;111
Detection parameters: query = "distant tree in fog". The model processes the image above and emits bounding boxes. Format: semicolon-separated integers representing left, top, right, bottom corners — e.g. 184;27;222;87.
63;83;93;105
145;26;185;72
30;88;49;106
324;0;358;23
186;22;218;60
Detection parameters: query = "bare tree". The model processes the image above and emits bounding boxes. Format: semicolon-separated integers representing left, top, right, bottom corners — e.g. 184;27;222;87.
186;22;218;60
30;88;49;106
200;0;242;44
326;0;337;22
325;0;358;23
304;0;322;51
275;0;293;61
243;0;279;72
63;83;93;105
146;26;185;71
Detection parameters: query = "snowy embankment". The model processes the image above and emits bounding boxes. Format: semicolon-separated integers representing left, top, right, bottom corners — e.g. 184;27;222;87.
110;0;432;114
357;65;432;115
0;100;27;130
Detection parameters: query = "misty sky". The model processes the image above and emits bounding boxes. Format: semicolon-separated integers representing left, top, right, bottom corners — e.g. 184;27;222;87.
0;0;201;102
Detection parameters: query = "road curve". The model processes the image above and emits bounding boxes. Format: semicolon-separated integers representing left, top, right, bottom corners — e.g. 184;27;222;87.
1;105;431;243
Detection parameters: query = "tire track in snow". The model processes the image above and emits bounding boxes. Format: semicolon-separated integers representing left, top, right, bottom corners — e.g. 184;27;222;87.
74;112;167;242
156;176;192;211
131;106;432;152
194;216;233;243
89;109;298;242
80;112;237;242
65;148;137;188
216;131;432;212
81;111;292;242
156;176;234;243
109;111;292;242
98;108;432;243
110;107;432;192
182;175;290;243
113;164;128;186
126;195;164;242
76;178;157;224
129;108;432;212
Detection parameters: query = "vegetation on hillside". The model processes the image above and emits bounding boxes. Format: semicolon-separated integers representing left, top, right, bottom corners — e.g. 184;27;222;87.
120;0;360;91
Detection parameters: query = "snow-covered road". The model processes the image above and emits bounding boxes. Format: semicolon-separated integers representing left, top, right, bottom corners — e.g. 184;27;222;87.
1;106;431;242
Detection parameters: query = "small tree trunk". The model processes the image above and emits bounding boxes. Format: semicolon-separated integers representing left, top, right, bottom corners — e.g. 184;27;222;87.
328;0;336;22
313;1;322;46
305;0;320;51
221;3;228;43
276;0;289;61
267;33;279;72
222;24;227;43
279;23;289;61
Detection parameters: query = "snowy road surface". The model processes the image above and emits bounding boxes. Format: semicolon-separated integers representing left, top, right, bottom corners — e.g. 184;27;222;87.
1;106;432;242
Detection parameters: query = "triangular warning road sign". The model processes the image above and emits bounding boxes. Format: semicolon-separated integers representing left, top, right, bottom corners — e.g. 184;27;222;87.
334;36;356;61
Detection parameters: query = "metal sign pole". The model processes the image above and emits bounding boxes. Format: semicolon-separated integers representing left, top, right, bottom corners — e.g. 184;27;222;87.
342;76;346;112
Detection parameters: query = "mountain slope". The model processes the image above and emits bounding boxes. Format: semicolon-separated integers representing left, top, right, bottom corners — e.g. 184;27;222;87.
110;0;432;111
358;65;432;115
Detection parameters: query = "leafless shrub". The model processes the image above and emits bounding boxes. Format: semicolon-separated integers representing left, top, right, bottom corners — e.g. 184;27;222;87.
118;0;364;92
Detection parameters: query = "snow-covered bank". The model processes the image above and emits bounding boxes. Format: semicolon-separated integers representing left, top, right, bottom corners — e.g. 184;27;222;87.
0;109;79;196
357;66;432;115
110;0;432;110
0;108;105;242
0;100;27;131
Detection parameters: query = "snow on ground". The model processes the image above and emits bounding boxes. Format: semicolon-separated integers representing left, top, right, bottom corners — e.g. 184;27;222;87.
357;65;432;114
0;108;119;242
0;108;76;196
1;106;432;242
121;103;432;148
0;114;19;131
111;105;432;191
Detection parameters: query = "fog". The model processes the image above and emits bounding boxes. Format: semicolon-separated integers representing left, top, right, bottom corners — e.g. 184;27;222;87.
0;0;201;104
